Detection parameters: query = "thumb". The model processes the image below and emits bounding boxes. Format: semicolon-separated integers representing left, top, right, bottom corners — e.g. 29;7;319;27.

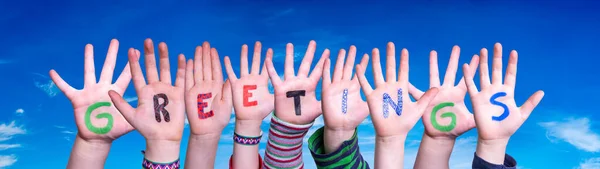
108;90;136;126
416;87;439;112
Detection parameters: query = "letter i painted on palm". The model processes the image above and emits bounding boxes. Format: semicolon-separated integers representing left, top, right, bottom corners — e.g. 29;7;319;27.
382;89;403;118
341;89;348;114
197;93;215;119
490;92;509;121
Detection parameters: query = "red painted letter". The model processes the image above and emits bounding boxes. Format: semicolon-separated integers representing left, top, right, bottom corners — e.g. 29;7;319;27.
197;93;214;119
243;85;258;107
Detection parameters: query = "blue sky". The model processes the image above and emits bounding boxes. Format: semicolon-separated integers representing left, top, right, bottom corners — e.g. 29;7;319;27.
1;0;599;168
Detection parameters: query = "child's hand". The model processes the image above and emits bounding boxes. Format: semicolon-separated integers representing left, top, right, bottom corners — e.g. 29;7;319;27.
50;39;133;143
264;41;329;124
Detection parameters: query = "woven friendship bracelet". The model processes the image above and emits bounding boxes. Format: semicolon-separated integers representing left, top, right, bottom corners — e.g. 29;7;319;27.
233;131;263;145
142;156;180;169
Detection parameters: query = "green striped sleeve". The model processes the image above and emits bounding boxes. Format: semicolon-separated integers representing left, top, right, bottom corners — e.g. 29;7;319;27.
308;127;370;169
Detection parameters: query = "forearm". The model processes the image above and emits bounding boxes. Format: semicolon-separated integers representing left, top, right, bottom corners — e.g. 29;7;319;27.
323;128;355;153
475;138;509;164
232;120;263;169
145;139;181;164
263;113;313;169
309;127;370;169
67;135;111;169
184;133;220;169
414;134;456;169
375;135;406;168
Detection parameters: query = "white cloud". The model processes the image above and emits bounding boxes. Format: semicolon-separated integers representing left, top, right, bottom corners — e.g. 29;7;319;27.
0;144;21;150
34;80;59;97
0;121;26;141
0;155;17;168
124;96;138;102
576;157;600;169
61;130;75;135
539;118;600;152
14;109;24;114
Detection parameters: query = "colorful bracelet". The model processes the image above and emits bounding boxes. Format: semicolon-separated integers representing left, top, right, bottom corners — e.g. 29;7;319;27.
233;131;262;145
142;156;180;169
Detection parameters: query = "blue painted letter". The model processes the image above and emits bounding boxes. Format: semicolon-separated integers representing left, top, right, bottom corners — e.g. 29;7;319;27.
490;92;509;121
382;89;403;118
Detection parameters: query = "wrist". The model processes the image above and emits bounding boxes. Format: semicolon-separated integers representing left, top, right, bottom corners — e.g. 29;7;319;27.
145;139;181;163
235;119;263;136
476;138;509;165
376;135;407;145
72;135;112;159
422;134;456;147
323;127;355;153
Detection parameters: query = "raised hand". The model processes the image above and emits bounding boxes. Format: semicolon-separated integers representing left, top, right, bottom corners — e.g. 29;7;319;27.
225;41;274;127
463;43;544;164
321;46;369;153
265;40;329;124
409;46;479;138
185;42;232;135
355;42;438;168
108;39;186;163
50;39;133;142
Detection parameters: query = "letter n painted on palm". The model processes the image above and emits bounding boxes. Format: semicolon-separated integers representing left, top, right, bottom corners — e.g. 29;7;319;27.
382;89;403;118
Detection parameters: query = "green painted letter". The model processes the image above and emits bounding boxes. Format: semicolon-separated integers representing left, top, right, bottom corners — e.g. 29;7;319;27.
431;102;457;132
85;102;114;134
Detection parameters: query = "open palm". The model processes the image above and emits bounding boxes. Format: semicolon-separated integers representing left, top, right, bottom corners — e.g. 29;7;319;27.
224;42;274;122
50;39;133;142
322;46;369;131
356;42;438;137
184;42;232;136
408;46;479;138
109;39;186;142
463;43;544;141
265;40;329;125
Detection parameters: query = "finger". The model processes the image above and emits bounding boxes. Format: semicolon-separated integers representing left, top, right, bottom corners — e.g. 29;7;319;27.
457;55;480;92
386;42;397;83
251;41;262;75
211;48;224;83
129;49;146;94
158;42;171;85
83;44;96;87
354;53;369;81
202;42;212;81
194;46;203;82
308;48;329;83
284;43;295;79
504;50;518;88
174;54;186;88
323;58;332;88
479;48;491;88
462;64;479;97
99;39;119;83
224;56;238;82
356;64;373;95
332;49;346;82
240;44;249;76
261;48;274;78
298;40;317;78
416;87;439;112
113;62;132;93
371;48;385;87
429;50;441;87
221;79;233;102
343;45;357;80
442;46;460;87
108;90;136;126
144;39;159;84
49;70;76;98
398;48;409;83
520;90;545;121
185;59;194;92
408;83;424;100
491;43;503;85
265;58;282;87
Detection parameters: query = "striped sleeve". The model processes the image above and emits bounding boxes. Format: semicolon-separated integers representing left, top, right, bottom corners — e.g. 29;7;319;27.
308;127;370;169
263;113;314;169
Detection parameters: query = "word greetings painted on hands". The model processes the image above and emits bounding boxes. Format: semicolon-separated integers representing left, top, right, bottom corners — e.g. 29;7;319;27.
197;93;215;119
85;102;114;134
286;90;306;116
382;89;403;118
243;85;258;107
430;102;457;132
490;92;509;121
341;89;348;114
153;94;171;122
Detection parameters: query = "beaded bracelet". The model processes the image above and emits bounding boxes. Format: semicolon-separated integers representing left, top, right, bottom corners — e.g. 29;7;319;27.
233;131;262;145
141;151;180;169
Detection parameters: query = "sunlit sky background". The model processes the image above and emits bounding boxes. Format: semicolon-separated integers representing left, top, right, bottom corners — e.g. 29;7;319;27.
1;0;599;168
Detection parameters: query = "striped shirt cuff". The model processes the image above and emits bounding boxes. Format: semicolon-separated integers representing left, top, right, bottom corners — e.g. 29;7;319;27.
308;127;370;169
263;113;314;169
